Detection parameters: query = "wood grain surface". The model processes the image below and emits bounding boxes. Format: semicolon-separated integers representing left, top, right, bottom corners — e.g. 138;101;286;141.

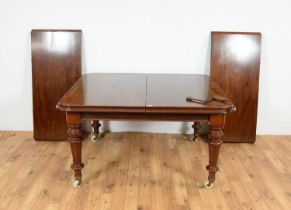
57;73;147;113
57;73;234;114
31;30;81;141
0;131;290;210
146;74;234;114
210;31;261;143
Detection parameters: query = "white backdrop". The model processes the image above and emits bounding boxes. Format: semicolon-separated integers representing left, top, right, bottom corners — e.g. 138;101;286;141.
1;0;291;134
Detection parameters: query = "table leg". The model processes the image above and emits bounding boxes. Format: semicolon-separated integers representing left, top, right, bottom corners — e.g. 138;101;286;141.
192;122;201;142
91;120;101;142
67;113;84;188
205;114;225;188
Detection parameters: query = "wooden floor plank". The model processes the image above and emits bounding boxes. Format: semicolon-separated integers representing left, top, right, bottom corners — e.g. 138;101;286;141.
0;131;291;210
137;134;152;210
150;134;165;210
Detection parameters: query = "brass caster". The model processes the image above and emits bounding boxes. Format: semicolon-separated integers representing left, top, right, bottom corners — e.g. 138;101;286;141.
91;134;98;142
191;136;198;142
91;133;103;142
204;181;214;189
73;179;81;188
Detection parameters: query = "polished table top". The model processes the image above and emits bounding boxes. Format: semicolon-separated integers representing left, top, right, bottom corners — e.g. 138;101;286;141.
57;73;234;114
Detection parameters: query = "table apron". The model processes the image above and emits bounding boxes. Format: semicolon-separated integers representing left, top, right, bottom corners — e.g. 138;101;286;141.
81;112;209;122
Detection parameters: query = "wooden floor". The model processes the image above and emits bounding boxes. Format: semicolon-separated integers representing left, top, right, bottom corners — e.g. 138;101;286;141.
0;132;291;210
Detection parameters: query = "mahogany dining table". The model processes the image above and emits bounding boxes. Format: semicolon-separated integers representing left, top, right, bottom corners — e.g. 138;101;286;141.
56;73;235;188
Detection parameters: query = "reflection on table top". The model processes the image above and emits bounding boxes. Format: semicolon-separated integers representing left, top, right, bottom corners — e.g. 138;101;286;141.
57;73;235;113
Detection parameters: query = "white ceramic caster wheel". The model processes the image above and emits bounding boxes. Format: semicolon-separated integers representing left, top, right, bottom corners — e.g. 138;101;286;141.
91;134;98;142
204;181;214;189
73;179;81;188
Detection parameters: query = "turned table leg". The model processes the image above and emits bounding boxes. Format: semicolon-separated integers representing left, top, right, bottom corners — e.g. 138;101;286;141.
91;120;101;142
67;113;84;188
205;114;225;188
192;122;201;141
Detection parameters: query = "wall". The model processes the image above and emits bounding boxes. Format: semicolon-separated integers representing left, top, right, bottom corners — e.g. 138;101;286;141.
0;0;291;134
